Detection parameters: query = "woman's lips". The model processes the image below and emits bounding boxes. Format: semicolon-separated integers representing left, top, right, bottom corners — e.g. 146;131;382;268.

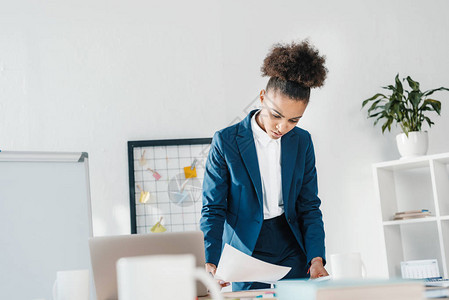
272;131;283;137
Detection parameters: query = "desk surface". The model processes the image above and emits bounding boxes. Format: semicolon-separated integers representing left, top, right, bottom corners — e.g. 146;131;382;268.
199;289;276;299
199;287;448;299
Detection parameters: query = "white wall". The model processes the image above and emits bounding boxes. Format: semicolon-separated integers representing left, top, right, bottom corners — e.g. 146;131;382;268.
2;0;449;277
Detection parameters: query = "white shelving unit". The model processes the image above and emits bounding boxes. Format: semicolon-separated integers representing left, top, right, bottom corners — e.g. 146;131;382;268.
373;152;449;278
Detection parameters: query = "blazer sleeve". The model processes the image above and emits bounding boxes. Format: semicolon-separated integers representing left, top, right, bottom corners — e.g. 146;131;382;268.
297;132;326;266
200;131;229;266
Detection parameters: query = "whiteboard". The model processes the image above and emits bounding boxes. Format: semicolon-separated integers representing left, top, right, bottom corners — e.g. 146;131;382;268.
0;151;93;300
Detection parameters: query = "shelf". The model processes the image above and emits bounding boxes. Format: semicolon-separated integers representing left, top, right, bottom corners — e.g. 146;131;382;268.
374;152;449;278
374;152;449;171
383;217;437;226
375;166;435;222
383;220;442;277
434;155;449;164
374;159;429;171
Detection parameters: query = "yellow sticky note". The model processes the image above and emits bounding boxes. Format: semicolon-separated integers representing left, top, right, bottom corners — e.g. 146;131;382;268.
150;217;167;233
139;191;150;203
150;222;167;233
183;166;197;178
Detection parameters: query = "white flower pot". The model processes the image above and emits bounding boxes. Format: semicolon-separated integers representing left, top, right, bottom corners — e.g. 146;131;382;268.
396;131;428;159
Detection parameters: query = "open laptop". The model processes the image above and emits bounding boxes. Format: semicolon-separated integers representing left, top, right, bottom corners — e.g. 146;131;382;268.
89;231;208;300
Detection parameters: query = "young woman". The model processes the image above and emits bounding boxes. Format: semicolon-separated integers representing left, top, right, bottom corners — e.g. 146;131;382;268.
200;40;328;291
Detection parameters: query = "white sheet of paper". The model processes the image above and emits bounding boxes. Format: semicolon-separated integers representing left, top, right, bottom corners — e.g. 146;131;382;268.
214;244;291;283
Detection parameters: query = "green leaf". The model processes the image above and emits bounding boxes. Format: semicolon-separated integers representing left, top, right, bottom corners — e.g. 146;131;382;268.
402;119;411;134
422;99;442;114
367;110;382;117
424;116;434;127
402;122;410;136
373;114;384;126
406;76;420;91
369;112;384;118
384;101;393;111
387;118;393;131
362;93;386;107
382;85;396;91
381;118;393;133
423;87;449;96
393;105;403;120
395;74;404;94
381;121;388;133
367;99;383;113
408;91;422;109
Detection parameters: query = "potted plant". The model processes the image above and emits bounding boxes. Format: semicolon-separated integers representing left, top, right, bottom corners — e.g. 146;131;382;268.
362;74;449;159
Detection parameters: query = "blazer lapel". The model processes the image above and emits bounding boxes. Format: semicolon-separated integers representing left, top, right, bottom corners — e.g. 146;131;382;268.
236;111;263;206
281;130;299;214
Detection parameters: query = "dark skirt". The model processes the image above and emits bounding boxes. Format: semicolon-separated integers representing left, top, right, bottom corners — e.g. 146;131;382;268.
232;213;309;291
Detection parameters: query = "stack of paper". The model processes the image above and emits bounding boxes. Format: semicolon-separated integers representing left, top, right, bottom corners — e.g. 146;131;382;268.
425;278;449;299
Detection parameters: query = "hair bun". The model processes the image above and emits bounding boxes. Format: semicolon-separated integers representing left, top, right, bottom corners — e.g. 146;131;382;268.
261;40;327;88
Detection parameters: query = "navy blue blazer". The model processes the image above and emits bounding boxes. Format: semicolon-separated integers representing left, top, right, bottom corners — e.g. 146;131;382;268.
200;109;325;267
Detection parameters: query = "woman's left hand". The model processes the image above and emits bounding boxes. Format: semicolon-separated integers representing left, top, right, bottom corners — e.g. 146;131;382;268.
309;257;329;279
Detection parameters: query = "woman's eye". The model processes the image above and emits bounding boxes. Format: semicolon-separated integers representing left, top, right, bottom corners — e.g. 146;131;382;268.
290;119;299;123
272;114;281;119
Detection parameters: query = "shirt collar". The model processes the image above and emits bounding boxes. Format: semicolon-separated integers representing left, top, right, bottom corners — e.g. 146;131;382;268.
251;110;280;147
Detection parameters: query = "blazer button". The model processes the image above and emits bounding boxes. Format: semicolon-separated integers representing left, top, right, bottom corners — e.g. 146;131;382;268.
288;218;291;223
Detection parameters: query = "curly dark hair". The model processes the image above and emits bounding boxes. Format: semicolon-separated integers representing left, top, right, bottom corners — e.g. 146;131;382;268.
261;40;328;101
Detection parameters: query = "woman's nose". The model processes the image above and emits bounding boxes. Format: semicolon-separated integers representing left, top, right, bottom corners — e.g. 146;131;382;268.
276;121;287;133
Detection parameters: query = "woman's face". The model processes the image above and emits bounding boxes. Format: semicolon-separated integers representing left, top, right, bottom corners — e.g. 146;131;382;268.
257;89;308;140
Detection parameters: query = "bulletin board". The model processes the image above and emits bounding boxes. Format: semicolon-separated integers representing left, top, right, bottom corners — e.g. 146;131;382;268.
128;138;212;234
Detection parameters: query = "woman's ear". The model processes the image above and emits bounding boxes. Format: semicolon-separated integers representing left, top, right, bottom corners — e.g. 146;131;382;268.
259;89;266;105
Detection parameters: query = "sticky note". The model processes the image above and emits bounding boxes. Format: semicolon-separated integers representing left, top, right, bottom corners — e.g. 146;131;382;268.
147;168;162;180
184;166;197;178
139;191;150;203
150;218;167;233
152;171;161;180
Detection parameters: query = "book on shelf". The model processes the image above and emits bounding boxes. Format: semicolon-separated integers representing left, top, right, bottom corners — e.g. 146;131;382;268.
393;209;431;220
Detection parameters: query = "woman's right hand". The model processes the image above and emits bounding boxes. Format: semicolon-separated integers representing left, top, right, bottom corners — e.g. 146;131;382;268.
205;263;230;288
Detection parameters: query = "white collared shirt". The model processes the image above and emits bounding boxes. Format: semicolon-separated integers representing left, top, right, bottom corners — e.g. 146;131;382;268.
251;111;284;219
